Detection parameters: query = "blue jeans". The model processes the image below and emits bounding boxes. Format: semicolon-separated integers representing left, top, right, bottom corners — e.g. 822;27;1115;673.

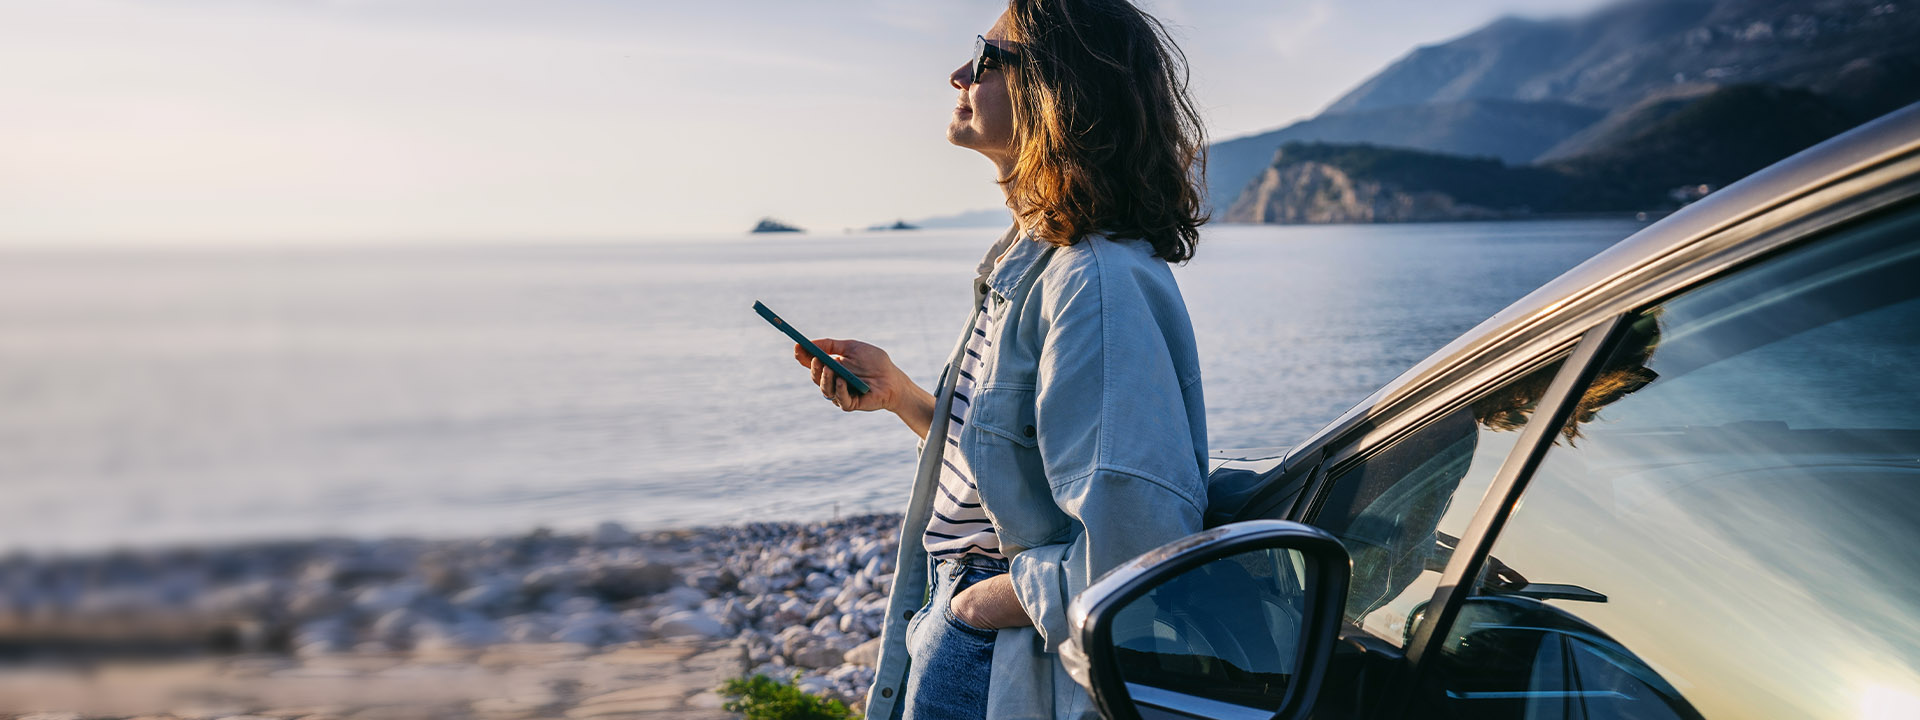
893;554;1009;720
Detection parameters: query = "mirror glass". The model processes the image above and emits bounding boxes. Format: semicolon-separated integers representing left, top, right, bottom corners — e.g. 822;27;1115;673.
1108;547;1310;716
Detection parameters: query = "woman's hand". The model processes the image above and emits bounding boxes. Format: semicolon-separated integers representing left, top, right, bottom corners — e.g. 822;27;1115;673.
951;574;1034;630
793;338;908;412
794;340;938;440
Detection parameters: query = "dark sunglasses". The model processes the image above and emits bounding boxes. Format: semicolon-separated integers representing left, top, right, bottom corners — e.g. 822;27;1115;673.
971;34;1020;84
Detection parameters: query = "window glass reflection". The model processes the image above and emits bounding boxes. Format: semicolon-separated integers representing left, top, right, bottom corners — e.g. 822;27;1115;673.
1429;206;1920;720
1313;358;1566;646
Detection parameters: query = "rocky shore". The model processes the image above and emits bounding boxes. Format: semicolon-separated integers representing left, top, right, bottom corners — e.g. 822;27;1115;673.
0;515;904;719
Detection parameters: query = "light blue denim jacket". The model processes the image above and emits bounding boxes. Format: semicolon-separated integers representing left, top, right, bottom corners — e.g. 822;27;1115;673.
865;223;1209;720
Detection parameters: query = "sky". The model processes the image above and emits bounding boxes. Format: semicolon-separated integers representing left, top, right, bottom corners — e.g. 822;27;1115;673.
0;0;1608;244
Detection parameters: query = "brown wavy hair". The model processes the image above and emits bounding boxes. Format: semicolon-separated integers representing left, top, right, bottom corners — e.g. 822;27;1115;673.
1000;0;1209;263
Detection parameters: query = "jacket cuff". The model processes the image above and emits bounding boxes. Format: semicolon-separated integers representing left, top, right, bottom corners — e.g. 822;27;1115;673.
1009;542;1074;653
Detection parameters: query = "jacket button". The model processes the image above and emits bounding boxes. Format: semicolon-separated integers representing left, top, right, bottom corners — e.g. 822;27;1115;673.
881;688;894;699
1023;425;1036;438
904;609;915;620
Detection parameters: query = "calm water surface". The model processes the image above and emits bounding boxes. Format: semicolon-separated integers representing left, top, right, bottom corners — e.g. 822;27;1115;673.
0;220;1640;551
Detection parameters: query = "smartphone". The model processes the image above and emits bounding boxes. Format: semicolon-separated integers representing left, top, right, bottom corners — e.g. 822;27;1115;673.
753;301;872;395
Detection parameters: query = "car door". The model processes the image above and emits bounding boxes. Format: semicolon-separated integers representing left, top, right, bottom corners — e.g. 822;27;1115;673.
1404;199;1920;720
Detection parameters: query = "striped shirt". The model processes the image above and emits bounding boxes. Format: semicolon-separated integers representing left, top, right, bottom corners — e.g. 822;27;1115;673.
922;297;1004;560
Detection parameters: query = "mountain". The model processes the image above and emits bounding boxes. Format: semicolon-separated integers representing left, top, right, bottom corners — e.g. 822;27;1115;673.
1545;83;1858;209
1323;0;1920;117
1225;84;1863;223
1533;86;1714;161
1204;99;1603;214
1322;0;1718;114
1207;0;1920;220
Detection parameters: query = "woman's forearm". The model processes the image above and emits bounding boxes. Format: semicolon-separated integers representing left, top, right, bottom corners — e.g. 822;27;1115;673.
890;381;937;440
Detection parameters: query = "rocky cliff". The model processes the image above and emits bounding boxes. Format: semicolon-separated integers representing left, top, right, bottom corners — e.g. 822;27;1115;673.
1228;162;1508;224
1205;99;1602;214
1226;142;1578;224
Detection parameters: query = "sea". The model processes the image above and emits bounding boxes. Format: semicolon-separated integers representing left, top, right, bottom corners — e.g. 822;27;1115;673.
0;219;1642;553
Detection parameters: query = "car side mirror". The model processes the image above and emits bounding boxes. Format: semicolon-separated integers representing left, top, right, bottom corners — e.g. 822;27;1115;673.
1067;520;1350;720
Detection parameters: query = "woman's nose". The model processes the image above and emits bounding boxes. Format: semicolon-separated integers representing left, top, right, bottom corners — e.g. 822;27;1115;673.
949;62;970;90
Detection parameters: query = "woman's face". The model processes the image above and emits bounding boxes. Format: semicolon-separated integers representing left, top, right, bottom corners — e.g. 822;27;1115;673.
947;11;1017;165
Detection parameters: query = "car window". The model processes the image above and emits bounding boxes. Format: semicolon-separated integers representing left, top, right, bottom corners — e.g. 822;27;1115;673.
1422;204;1920;720
1310;356;1567;647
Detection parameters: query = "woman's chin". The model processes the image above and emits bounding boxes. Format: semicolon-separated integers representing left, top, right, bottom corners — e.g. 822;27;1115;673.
945;124;974;148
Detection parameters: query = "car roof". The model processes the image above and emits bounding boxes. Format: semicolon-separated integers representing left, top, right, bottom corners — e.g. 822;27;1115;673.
1286;100;1920;463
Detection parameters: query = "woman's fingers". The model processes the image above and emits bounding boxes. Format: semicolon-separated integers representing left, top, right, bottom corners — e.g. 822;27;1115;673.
832;376;853;411
795;339;882;412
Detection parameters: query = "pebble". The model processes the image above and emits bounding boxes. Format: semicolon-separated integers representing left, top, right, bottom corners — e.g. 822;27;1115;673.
1;513;905;709
651;610;724;639
843;637;883;667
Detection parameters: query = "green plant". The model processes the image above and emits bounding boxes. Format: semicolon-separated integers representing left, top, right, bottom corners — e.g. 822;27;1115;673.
718;673;857;720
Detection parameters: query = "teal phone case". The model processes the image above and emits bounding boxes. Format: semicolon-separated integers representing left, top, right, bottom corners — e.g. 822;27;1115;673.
754;301;872;395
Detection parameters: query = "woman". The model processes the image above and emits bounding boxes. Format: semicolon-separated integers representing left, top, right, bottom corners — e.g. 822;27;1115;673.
792;1;1209;718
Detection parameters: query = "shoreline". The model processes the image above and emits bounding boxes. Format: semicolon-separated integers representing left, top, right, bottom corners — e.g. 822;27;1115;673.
0;515;904;719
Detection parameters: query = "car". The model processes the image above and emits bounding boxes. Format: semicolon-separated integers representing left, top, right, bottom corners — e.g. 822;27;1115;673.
1061;99;1920;720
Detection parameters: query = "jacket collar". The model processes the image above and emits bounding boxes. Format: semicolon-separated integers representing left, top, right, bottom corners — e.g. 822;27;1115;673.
978;222;1052;300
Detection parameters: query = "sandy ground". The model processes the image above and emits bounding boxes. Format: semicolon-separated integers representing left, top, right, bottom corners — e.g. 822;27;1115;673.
0;640;745;720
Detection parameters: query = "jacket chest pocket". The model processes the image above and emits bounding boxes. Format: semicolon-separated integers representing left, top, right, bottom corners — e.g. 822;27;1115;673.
960;384;1066;548
967;385;1038;449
